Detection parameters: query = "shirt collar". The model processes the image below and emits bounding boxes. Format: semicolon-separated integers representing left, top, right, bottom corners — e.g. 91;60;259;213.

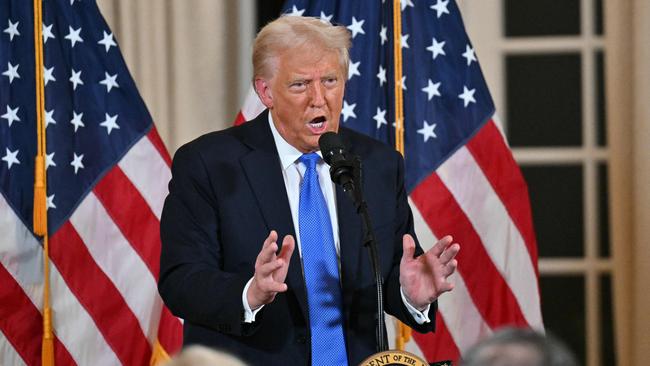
268;112;323;170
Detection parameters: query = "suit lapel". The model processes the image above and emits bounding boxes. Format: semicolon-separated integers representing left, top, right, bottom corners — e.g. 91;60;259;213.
239;113;309;320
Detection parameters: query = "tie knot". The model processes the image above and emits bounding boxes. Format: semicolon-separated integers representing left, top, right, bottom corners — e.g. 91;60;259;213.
299;153;320;170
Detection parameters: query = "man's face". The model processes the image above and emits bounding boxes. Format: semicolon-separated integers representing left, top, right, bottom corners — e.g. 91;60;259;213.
255;46;345;153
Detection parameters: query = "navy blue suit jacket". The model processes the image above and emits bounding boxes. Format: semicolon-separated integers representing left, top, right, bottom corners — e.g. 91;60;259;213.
159;111;436;365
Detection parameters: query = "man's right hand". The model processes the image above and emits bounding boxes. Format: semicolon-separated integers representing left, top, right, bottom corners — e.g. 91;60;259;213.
247;230;295;310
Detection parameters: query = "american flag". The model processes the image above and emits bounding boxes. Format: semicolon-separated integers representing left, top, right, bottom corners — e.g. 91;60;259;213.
0;0;182;364
236;0;545;362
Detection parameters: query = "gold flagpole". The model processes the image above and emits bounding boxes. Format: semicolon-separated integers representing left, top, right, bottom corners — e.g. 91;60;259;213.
32;0;54;364
392;0;412;352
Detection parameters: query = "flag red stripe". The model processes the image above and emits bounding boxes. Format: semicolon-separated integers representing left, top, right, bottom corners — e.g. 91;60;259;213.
233;112;246;126
411;173;529;328
466;121;539;271
50;223;152;365
93;166;161;278
412;313;460;363
156;307;183;355
147;127;172;167
0;264;76;366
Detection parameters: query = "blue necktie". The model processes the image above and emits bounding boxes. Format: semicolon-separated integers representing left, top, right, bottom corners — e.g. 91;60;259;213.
298;153;348;366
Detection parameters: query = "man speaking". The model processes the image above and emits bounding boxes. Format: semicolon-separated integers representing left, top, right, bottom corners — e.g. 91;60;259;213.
158;15;460;365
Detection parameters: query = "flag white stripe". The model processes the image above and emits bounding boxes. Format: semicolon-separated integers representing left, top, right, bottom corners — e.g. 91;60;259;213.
438;272;494;353
410;198;493;352
70;192;164;342
240;87;265;121
437;147;543;329
0;196;121;366
0;330;28;366
118;136;171;220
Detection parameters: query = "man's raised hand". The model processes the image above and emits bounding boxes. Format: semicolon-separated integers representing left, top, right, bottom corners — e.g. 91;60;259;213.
247;230;295;309
399;234;460;311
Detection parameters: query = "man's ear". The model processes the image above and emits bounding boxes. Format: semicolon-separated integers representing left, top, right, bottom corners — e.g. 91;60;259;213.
254;78;273;108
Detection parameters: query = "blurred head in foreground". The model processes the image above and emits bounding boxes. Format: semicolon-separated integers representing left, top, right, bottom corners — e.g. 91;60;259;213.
461;328;578;366
163;345;247;366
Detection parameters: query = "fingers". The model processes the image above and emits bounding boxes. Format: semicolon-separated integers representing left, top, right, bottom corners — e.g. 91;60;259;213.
401;234;417;265
443;259;458;277
256;230;279;266
430;235;453;257
278;234;295;262
439;242;460;264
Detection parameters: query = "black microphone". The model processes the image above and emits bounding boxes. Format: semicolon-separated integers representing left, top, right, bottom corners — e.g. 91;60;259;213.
318;132;356;196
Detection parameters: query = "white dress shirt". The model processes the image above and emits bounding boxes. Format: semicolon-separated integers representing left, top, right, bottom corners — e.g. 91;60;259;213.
242;114;431;324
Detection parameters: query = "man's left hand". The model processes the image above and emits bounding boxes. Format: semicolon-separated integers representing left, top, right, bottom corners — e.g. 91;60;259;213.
399;234;460;311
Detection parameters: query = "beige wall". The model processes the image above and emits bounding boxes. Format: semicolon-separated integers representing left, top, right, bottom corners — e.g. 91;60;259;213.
97;0;255;154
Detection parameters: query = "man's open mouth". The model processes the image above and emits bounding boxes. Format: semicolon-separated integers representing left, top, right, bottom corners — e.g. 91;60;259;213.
308;116;326;129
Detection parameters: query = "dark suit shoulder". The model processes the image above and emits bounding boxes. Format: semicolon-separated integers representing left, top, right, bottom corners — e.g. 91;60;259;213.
173;112;271;163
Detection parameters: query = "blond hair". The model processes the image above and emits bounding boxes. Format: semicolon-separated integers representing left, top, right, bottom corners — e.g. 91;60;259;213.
252;15;351;82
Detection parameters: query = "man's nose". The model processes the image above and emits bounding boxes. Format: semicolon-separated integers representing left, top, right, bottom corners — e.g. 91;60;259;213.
309;83;326;107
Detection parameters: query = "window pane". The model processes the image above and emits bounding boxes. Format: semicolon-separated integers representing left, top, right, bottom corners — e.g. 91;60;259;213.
506;54;583;147
598;163;610;257
595;0;604;35
540;275;585;365
521;165;584;257
596;51;607;147
600;274;616;364
504;0;581;37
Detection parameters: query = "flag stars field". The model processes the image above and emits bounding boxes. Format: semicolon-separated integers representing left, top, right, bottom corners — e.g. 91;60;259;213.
377;65;387;86
458;86;476;107
47;194;56;210
42;23;55;43
341;101;357;122
348;60;360;80
422;79;442;100
462;45;477;66
100;72;119;92
380;26;387;45
347;17;365;38
427;38;446;60
4;19;19;41
70;152;84;174
45;110;57;127
65;26;83;47
98;31;117;52
373;107;387;129
2;148;20;170
288;5;305;16
70;111;85;132
431;0;451;18
44;66;56;86
417;121;438;142
100;113;120;134
319;12;333;24
401;34;410;49
46;152;57;170
70;68;84;90
3;62;20;83
2;105;20;127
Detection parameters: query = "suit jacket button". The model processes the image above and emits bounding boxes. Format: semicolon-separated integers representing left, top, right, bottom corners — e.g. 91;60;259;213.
296;335;306;344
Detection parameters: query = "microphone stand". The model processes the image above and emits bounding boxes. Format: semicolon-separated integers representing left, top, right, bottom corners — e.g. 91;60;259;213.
329;157;388;352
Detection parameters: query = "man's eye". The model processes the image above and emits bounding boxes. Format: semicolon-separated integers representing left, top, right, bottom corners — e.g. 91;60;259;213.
290;82;307;90
323;78;337;87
